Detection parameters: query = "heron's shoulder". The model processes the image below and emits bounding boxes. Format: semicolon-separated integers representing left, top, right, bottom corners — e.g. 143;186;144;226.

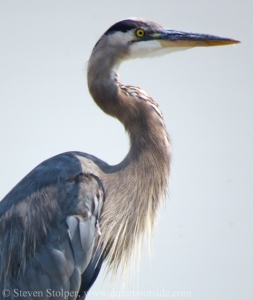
20;151;109;182
0;151;109;211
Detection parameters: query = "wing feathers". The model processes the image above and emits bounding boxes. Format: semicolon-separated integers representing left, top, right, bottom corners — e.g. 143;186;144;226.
1;170;105;300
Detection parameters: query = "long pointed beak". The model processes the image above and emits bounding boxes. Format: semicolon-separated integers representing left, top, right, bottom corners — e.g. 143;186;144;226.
153;30;240;48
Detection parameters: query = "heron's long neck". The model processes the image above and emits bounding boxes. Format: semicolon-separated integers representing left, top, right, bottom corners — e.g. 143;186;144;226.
88;59;171;273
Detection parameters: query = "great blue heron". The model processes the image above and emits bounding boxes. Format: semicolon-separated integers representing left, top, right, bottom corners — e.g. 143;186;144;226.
0;18;238;299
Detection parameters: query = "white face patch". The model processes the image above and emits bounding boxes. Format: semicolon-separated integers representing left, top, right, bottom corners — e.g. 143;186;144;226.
107;31;134;46
129;40;190;59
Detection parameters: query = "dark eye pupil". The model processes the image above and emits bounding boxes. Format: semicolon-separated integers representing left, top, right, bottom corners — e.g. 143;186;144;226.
137;30;144;36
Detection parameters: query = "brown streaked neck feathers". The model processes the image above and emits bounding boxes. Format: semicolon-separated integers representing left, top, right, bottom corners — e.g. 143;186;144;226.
87;43;171;274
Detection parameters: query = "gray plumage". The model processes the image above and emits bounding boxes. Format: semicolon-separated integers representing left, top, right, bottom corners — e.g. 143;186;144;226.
0;153;104;299
0;18;238;299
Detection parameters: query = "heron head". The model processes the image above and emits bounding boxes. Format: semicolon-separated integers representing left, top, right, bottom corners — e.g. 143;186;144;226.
93;18;239;65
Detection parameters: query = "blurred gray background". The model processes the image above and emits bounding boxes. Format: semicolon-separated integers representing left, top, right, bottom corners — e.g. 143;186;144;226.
0;1;252;299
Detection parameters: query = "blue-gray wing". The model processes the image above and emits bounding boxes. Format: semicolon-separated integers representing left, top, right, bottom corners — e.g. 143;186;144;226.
0;152;105;300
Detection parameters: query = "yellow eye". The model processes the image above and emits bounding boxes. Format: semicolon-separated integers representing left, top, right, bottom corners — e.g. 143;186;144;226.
135;29;145;37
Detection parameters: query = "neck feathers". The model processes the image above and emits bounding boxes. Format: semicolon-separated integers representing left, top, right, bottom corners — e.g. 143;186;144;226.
88;54;171;274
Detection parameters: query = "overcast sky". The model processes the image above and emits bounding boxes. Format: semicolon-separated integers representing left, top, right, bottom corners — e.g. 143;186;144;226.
0;1;252;299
